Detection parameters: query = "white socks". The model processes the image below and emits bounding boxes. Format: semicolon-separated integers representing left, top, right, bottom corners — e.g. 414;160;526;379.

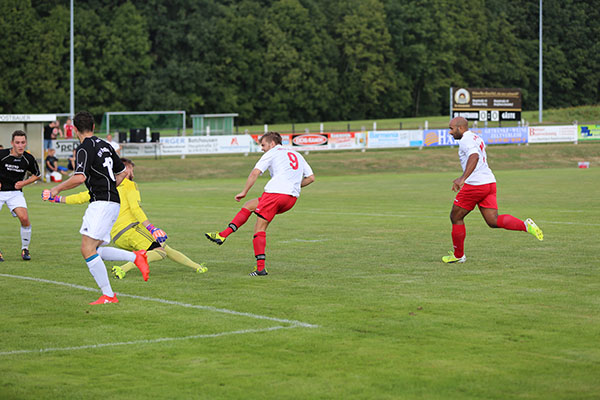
97;246;136;262
21;225;32;249
85;254;114;297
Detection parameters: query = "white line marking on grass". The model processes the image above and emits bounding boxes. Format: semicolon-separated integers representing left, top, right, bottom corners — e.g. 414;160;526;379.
0;274;319;356
280;239;330;243
0;326;293;356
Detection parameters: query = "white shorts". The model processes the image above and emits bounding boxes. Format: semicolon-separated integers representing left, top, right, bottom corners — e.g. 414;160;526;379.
80;201;120;245
0;191;27;217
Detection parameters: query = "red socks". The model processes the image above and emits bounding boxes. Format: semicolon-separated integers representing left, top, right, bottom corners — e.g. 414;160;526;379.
220;208;252;237
253;231;266;271
451;215;526;258
451;224;466;258
497;214;526;231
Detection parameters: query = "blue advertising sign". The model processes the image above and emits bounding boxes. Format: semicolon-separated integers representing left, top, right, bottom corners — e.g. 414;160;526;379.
472;127;528;144
423;129;458;147
423;127;527;147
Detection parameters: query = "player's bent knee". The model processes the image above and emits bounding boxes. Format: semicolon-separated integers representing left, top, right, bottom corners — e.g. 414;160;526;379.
486;220;499;228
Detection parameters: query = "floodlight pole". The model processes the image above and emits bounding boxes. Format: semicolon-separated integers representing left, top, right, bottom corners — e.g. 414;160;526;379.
538;0;543;123
69;0;74;118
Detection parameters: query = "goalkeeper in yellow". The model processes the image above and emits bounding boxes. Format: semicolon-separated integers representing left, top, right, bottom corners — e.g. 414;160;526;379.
44;158;207;278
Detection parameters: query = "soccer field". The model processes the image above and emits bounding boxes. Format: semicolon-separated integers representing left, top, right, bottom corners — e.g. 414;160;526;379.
1;152;599;398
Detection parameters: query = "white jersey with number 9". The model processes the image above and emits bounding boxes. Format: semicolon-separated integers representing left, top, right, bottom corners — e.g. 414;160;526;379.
254;145;313;198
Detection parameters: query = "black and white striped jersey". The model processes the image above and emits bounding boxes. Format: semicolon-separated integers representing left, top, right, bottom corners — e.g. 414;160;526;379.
0;148;41;191
74;136;125;203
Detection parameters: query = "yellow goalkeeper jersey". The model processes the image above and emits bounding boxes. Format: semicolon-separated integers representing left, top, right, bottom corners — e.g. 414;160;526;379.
65;178;149;239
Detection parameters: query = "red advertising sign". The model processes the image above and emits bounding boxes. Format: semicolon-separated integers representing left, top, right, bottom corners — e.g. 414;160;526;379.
292;134;328;146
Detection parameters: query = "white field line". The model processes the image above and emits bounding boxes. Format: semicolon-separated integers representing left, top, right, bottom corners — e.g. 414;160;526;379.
280;239;330;243
0;273;318;328
0;273;318;356
0;326;292;356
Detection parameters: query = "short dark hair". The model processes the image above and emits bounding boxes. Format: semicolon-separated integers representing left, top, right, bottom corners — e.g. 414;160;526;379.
121;157;135;167
260;131;282;145
12;130;27;141
73;111;95;134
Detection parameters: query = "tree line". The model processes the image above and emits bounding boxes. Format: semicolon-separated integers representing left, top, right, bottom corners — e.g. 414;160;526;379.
1;0;598;125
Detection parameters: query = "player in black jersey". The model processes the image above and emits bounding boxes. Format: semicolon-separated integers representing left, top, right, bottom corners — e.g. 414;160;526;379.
46;111;150;305
0;131;41;261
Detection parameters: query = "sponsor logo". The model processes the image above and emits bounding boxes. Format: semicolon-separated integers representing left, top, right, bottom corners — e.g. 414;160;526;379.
292;134;328;146
454;88;470;105
424;131;439;146
230;137;239;146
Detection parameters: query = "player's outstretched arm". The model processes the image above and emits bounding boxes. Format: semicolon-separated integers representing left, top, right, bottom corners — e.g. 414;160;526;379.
15;174;40;190
50;173;86;197
235;168;262;202
42;189;89;204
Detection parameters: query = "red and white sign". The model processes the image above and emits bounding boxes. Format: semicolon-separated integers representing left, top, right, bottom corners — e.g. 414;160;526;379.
528;125;578;143
292;134;328;147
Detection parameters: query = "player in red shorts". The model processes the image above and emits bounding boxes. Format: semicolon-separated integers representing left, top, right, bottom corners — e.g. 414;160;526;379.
205;132;315;276
442;117;543;263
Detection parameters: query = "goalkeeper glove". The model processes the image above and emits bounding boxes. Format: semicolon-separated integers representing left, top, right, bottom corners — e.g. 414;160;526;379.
41;190;63;203
146;223;167;243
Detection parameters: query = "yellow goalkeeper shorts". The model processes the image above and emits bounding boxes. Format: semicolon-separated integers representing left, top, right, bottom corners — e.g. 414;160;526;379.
113;224;156;252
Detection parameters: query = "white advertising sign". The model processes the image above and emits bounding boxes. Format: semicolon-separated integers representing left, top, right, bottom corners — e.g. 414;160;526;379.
51;139;80;158
121;143;162;157
158;135;253;155
0;114;57;122
528;125;578;143
367;130;423;148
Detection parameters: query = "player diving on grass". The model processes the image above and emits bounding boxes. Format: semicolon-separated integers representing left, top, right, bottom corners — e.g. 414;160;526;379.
205;131;314;276
44;157;207;278
43;111;150;305
442;116;544;264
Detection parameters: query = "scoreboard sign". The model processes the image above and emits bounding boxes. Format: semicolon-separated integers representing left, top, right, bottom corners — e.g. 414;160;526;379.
451;87;522;121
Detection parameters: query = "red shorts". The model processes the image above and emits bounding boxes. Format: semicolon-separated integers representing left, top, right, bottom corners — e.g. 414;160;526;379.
454;182;498;211
255;192;297;222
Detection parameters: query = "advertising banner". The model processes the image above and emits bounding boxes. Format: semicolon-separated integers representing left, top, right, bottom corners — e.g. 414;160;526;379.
528;125;578;143
121;143;162;157
329;132;366;149
471;127;528;144
422;129;458;147
158;135;254;155
216;135;253;153
579;125;600;141
367;130;423;148
423;127;528;147
251;132;365;151
159;136;188;155
51;139;80;158
291;133;329;150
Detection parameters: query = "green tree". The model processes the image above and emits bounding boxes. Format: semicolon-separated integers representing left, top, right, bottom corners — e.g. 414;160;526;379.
0;0;68;113
74;2;151;116
329;0;400;120
256;0;338;123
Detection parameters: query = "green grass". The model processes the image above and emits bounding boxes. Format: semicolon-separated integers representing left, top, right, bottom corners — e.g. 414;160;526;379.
1;143;599;399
